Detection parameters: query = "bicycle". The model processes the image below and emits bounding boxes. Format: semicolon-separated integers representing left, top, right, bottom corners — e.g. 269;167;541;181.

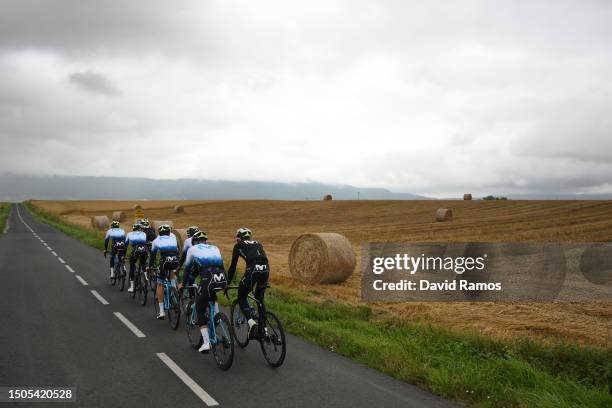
110;251;127;291
132;255;148;306
152;274;181;330
227;285;286;367
147;266;159;291
183;285;234;371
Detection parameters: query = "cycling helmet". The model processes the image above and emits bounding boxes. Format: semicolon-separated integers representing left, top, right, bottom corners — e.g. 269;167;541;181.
111;220;120;229
140;218;150;228
132;223;141;231
236;227;252;240
186;226;199;238
192;230;208;243
158;224;171;236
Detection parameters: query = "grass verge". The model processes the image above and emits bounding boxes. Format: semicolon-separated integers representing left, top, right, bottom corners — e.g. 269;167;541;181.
0;203;10;232
24;201;611;407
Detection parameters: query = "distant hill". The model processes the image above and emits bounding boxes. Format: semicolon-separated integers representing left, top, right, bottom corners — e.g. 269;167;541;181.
0;174;427;201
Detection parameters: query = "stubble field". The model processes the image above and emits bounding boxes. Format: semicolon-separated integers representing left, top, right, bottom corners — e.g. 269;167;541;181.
32;199;612;348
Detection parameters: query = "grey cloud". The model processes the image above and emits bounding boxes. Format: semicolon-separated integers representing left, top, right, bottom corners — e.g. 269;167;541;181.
68;71;120;96
1;1;612;196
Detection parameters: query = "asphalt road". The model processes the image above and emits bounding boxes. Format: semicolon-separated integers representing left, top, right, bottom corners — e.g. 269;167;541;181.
1;204;456;408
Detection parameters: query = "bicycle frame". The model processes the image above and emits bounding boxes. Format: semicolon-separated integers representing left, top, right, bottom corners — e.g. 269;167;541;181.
184;286;229;345
159;279;174;310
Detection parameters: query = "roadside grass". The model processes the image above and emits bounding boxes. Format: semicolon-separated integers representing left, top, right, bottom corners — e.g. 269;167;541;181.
25;201;612;407
0;203;10;232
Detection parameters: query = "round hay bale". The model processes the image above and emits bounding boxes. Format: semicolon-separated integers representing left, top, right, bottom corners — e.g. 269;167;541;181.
463;193;472;200
435;208;453;222
323;194;333;201
91;215;110;230
133;204;143;210
174;228;188;246
173;205;184;214
289;233;355;284
152;220;174;235
112;211;125;221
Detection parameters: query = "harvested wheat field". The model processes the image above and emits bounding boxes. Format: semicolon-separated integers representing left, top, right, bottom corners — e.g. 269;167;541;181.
32;199;612;348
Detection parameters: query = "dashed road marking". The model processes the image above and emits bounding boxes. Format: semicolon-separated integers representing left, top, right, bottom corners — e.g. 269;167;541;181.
65;265;75;273
156;353;219;406
90;290;109;305
51;251;58;256
58;257;66;264
75;275;88;286
114;312;146;338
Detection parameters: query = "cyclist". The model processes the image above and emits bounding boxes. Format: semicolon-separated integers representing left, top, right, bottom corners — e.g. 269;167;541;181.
125;223;148;293
139;218;157;250
178;226;199;297
179;231;227;353
148;224;179;320
226;227;269;339
103;220;126;279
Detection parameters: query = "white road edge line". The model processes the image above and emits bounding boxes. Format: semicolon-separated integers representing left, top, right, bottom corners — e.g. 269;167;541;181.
90;290;109;305
58;257;66;264
65;265;75;273
75;275;88;286
113;312;146;338
156;353;219;406
51;251;58;256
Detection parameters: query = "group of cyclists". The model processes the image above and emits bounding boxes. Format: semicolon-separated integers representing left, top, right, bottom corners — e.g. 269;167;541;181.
103;218;270;354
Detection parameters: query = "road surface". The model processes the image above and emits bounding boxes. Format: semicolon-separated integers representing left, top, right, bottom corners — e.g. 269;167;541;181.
1;204;456;408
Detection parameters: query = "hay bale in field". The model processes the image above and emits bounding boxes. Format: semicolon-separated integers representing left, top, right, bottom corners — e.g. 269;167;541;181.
133;204;143;210
173;205;184;214
463;194;472;200
289;233;355;284
435;208;453;222
91;215;110;230
173;228;188;246
323;194;333;201
152;220;174;234
112;211;125;221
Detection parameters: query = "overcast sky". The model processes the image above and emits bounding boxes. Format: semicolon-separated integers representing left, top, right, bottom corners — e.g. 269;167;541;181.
1;0;611;196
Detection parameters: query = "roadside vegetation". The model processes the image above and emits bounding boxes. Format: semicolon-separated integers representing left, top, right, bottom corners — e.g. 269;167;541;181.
0;203;10;232
25;201;611;407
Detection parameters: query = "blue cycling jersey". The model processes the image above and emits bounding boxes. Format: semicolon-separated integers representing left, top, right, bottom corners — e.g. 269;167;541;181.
184;243;224;274
105;228;126;242
151;234;179;256
125;231;147;247
182;237;193;256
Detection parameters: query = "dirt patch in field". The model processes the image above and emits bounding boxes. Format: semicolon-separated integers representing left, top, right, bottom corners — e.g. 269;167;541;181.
32;199;612;348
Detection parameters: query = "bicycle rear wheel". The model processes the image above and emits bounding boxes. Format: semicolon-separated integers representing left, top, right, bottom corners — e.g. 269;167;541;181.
137;266;148;306
149;270;157;290
118;263;126;291
260;311;286;367
185;301;202;349
230;299;251;348
212;313;234;371
168;287;181;330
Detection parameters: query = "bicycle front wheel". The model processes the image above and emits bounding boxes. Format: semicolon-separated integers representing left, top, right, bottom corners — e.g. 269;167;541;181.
168;287;181;330
260;311;286;368
230;299;250;348
212;313;234;371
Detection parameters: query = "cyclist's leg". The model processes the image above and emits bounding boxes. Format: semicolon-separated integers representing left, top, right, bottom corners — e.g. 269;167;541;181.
195;276;212;351
238;268;256;319
156;258;168;318
128;253;137;281
253;268;269;311
109;248;117;277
